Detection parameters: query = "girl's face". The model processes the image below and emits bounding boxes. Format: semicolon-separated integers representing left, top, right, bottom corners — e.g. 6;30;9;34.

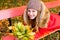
27;9;38;19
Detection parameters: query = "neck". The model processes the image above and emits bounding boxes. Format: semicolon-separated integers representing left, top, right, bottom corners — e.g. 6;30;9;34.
30;18;36;28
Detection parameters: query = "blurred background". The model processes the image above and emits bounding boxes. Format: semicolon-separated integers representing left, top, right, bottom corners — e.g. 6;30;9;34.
0;0;60;40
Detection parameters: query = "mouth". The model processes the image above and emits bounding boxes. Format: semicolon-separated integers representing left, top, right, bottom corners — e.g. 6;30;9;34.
29;16;35;19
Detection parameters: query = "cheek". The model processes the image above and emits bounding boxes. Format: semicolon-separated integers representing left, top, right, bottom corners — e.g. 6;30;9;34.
34;13;37;16
27;12;30;16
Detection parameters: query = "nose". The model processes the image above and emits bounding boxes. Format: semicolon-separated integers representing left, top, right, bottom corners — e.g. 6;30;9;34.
30;12;33;16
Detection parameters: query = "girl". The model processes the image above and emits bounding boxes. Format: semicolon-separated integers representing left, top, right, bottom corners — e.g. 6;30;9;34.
23;0;50;32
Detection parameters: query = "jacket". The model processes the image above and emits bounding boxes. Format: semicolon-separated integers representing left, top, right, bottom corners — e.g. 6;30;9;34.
34;14;60;40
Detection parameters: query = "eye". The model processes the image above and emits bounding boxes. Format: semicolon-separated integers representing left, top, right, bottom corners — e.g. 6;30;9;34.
28;10;30;12
32;10;35;12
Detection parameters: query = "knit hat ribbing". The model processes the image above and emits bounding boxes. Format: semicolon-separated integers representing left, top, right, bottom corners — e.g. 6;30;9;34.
27;0;42;11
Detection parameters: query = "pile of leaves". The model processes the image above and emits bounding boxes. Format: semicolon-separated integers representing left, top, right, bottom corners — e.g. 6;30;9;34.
12;22;35;40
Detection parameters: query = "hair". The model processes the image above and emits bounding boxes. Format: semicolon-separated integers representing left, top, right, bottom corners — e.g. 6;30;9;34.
23;1;50;28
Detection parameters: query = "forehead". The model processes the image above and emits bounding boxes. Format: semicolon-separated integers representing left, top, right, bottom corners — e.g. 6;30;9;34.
28;9;37;11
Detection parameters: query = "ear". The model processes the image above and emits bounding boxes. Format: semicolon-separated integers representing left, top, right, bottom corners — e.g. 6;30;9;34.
39;1;50;28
